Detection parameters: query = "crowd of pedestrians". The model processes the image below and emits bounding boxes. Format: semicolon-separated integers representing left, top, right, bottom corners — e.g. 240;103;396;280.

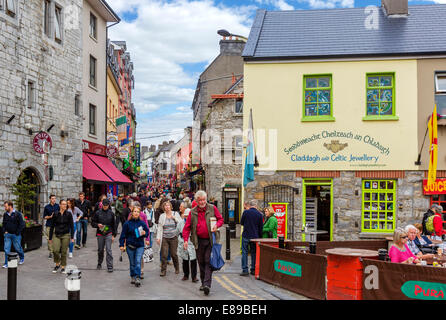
1;180;286;296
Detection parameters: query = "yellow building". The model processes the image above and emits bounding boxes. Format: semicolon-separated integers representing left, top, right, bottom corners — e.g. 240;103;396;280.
242;3;446;241
106;40;122;157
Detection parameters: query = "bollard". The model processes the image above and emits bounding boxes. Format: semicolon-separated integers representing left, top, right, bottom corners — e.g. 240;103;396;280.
278;236;285;249
226;226;231;260
65;268;82;300
7;252;18;300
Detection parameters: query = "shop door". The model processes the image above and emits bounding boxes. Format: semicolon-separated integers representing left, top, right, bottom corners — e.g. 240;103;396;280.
264;185;296;240
302;180;332;241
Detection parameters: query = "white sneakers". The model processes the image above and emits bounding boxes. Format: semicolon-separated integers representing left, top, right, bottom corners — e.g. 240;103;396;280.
68;253;73;259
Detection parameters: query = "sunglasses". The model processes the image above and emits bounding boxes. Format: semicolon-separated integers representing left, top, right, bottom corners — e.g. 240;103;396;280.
401;236;408;239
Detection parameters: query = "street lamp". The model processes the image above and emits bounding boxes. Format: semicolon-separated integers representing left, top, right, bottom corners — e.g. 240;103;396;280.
217;29;248;42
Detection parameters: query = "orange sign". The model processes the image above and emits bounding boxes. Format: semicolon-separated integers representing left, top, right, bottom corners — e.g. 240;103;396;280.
423;179;446;195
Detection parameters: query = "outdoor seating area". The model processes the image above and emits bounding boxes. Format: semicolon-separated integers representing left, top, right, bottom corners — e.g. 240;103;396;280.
253;238;446;300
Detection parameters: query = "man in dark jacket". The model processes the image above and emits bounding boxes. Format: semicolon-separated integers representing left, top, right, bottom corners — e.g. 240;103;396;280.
75;192;91;249
43;195;59;258
2;201;25;268
91;199;117;272
240;199;264;276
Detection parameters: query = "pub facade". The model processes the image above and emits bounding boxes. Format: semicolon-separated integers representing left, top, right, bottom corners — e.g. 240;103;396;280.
242;2;446;241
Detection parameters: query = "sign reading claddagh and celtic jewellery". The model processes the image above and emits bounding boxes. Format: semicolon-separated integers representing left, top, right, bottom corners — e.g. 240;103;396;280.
33;132;52;154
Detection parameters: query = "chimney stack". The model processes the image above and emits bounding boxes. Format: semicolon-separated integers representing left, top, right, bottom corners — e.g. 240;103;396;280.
382;0;408;17
219;39;246;56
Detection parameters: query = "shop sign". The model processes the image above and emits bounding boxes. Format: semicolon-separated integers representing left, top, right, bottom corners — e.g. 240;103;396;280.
135;143;141;172
422;179;446;195
269;203;288;239
33;132;52;154
274;260;302;277
106;145;118;158
401;281;446;300
83;140;106;156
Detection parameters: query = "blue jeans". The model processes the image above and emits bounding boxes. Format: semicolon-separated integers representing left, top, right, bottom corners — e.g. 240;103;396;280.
149;231;153;249
127;246;144;278
69;223;77;253
76;220;88;246
4;233;25;265
241;237;256;273
159;248;171;262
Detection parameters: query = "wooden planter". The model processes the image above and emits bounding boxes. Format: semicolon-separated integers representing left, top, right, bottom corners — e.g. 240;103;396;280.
0;225;43;252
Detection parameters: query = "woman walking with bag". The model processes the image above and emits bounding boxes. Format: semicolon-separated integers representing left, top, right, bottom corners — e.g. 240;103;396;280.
177;202;198;282
119;206;150;287
49;199;75;274
67;199;83;258
157;199;181;276
127;202;150;278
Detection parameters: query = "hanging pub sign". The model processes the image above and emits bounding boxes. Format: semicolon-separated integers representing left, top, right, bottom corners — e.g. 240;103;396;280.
106;145;118;158
269;202;288;239
33;132;52;154
423;179;446;195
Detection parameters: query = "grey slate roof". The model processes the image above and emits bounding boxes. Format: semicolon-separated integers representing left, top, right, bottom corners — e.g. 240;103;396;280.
243;5;446;60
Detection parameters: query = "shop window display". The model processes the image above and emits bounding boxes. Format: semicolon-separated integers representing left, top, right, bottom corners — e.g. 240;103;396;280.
362;179;396;232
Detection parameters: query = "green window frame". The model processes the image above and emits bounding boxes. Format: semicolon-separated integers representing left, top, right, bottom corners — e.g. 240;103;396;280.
363;73;399;121
302;74;335;122
362;179;396;233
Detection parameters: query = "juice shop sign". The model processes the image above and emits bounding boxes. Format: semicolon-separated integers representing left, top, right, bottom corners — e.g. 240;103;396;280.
401;281;446;300
274;260;302;277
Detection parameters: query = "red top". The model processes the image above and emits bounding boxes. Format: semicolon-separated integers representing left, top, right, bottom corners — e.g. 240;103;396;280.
433;213;446;236
182;204;224;241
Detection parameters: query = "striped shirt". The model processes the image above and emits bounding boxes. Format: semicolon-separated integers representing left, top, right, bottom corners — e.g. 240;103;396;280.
407;239;420;255
163;217;177;239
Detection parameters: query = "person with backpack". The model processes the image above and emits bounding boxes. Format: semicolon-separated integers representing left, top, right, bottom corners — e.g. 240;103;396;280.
182;190;224;296
157;199;182;276
423;204;446;241
2;201;25;268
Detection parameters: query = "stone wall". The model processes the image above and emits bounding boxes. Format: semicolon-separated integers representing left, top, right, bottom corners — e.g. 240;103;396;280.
203;79;243;214
244;170;431;241
0;0;83;223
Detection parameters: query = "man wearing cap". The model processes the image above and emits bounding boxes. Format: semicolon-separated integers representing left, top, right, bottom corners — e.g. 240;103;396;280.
91;199;117;272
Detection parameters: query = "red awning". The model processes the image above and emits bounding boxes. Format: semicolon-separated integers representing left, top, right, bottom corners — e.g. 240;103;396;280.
87;153;132;184
83;153;113;183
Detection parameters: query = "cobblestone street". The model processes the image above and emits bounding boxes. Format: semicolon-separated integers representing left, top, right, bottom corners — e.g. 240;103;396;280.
0;224;308;300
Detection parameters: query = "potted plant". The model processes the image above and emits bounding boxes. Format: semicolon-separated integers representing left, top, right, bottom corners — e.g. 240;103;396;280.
0;159;43;252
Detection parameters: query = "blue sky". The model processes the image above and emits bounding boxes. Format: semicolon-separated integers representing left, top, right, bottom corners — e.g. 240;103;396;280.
107;0;441;148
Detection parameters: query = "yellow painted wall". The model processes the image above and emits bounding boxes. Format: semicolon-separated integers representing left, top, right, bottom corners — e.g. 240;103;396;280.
244;59;419;171
107;71;120;133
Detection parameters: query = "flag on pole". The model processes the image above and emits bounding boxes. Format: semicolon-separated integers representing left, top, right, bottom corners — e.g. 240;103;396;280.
243;109;255;187
427;104;438;187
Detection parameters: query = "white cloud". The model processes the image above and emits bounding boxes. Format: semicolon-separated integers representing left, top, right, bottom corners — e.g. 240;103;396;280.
255;0;295;10
296;0;354;9
107;0;253;119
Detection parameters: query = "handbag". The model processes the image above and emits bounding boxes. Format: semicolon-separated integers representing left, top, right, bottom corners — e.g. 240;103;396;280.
143;245;153;263
210;233;225;271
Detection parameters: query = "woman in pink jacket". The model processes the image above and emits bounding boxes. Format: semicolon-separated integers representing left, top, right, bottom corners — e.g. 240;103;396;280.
389;228;420;264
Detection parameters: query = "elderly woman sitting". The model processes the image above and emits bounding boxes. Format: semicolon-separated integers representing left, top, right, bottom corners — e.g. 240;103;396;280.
413;223;435;252
405;225;434;260
389;228;420;264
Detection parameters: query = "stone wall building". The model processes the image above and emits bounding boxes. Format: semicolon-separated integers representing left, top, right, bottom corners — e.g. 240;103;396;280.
203;77;243;220
0;0;84;222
